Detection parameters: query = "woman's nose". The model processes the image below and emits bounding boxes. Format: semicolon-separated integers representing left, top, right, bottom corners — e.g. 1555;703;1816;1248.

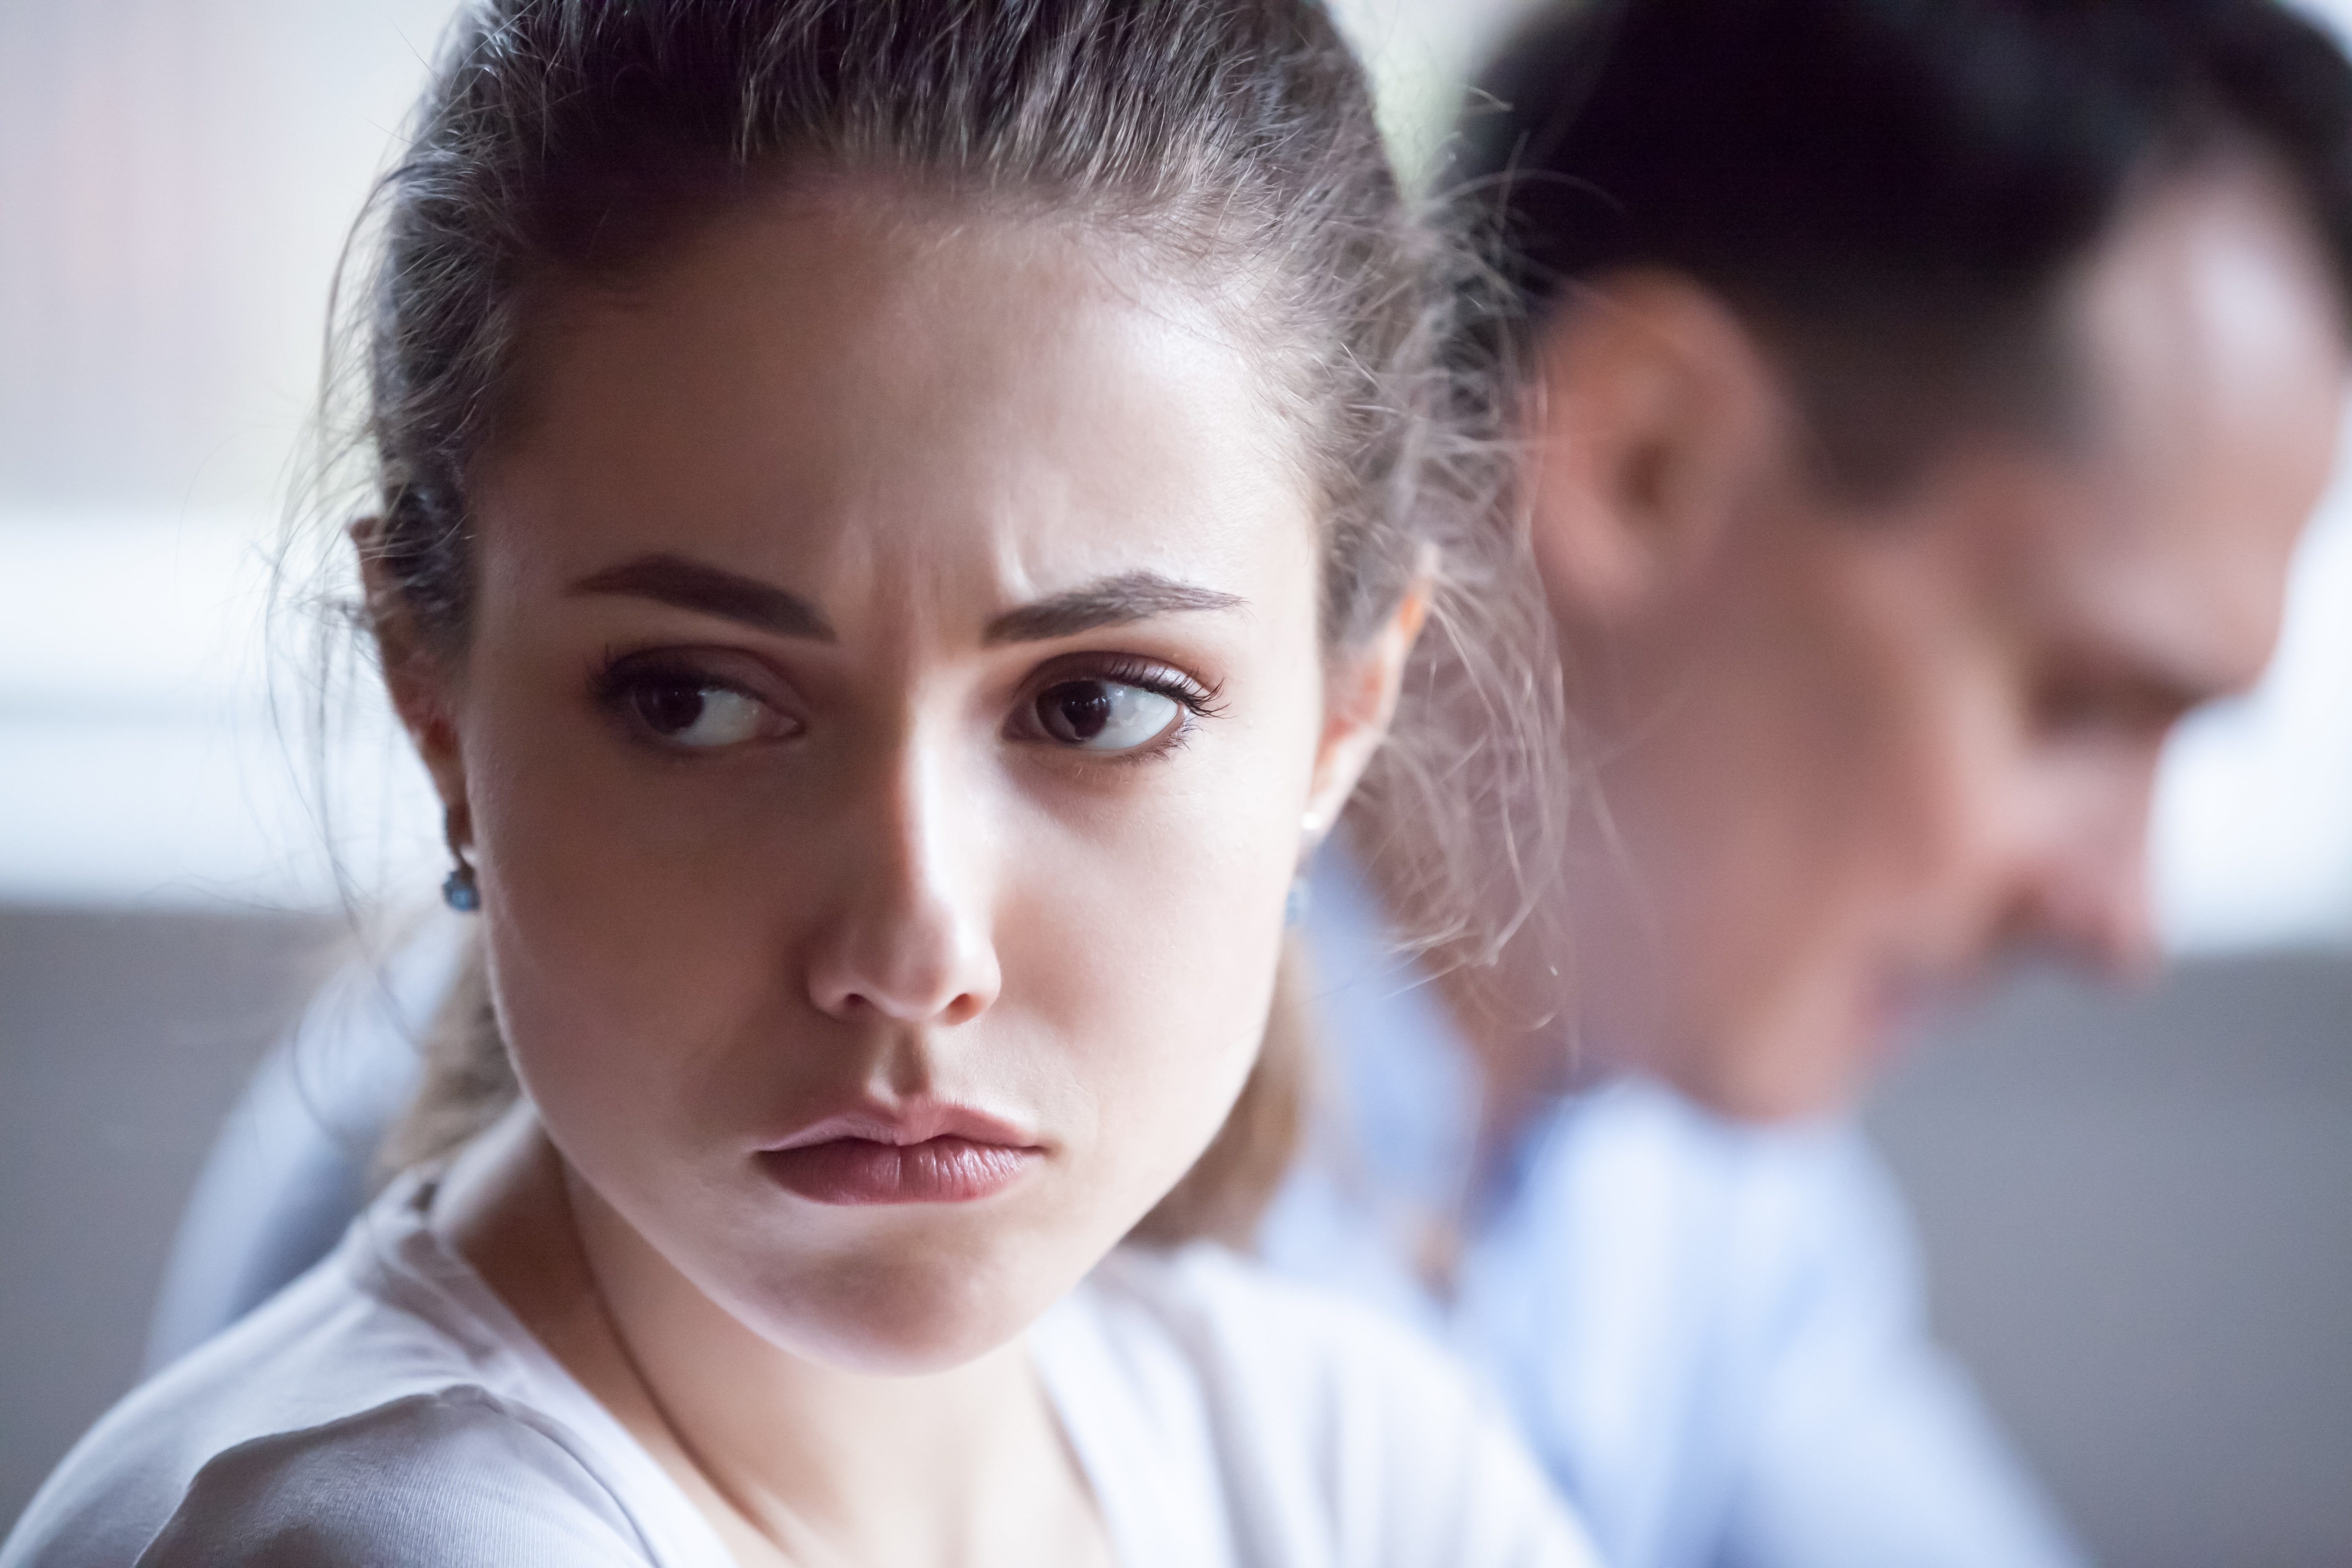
803;739;1003;1028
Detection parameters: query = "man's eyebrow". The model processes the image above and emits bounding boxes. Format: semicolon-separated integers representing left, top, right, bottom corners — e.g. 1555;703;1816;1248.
570;553;836;642
982;572;1247;645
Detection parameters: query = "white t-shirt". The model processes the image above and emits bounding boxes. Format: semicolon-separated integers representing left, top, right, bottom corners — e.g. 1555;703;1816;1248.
7;1175;1596;1568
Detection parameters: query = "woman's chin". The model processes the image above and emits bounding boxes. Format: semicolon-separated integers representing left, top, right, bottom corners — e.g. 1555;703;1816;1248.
727;1235;1089;1375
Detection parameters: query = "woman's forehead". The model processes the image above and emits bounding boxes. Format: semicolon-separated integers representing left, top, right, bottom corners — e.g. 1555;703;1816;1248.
471;192;1318;638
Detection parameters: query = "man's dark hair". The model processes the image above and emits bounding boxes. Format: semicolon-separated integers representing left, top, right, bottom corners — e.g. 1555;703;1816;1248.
1457;0;2352;493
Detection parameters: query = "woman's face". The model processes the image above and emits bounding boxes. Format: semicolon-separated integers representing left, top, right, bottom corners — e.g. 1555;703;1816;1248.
398;190;1384;1372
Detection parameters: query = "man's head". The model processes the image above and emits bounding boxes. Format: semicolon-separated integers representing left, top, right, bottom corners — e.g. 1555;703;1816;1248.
1462;0;2352;1119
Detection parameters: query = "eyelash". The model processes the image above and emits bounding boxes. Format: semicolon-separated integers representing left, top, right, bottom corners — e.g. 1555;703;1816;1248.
1075;657;1224;718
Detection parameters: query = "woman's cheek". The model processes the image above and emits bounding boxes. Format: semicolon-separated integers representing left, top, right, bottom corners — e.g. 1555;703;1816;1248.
1006;787;1296;1221
460;673;776;1152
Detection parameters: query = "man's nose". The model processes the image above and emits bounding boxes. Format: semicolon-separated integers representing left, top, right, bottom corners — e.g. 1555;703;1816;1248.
803;737;1003;1028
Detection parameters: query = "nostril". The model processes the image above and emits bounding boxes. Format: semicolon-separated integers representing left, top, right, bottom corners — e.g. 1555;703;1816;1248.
808;928;1000;1026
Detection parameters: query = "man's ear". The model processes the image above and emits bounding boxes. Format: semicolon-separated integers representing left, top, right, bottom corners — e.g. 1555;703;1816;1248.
1525;271;1788;622
1304;567;1430;836
352;517;469;820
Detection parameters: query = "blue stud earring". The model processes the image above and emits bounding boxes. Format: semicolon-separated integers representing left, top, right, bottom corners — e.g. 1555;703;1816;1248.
441;807;481;913
441;862;480;913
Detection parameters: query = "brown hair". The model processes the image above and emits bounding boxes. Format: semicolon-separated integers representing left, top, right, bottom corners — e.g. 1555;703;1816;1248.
349;0;1559;1243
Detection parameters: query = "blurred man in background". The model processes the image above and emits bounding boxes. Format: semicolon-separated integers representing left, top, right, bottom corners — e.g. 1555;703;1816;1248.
1261;1;2352;1565
151;2;2352;1566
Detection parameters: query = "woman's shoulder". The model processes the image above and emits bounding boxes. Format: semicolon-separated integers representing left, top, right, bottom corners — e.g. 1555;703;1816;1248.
1080;1240;1481;1401
1076;1240;1542;1437
3;1184;675;1568
3;1339;636;1568
1041;1243;1601;1568
126;1385;651;1567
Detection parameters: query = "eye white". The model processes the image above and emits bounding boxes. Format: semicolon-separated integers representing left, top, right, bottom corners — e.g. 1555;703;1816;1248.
663;687;770;748
1037;680;1183;750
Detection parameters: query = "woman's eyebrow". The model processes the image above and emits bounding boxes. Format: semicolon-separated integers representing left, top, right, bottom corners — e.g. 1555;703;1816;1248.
570;555;1243;645
983;573;1246;645
571;553;835;641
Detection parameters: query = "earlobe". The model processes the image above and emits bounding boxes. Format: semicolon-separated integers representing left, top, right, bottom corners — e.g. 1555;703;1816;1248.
1525;272;1787;622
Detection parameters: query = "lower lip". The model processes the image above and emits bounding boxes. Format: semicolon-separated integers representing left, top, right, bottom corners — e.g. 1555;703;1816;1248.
758;1137;1039;1205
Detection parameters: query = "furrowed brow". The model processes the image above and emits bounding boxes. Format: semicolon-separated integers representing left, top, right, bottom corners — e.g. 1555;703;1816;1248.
570;553;836;642
983;572;1246;645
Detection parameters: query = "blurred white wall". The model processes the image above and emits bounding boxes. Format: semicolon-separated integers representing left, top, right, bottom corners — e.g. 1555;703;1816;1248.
0;0;464;910
1;0;2349;944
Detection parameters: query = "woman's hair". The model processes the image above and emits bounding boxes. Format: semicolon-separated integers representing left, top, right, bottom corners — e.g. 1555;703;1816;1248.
348;0;1559;1244
1460;0;2352;497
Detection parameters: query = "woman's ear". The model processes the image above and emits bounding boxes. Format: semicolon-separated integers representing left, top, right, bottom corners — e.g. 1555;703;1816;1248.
352;517;469;817
1525;271;1788;623
1304;569;1430;833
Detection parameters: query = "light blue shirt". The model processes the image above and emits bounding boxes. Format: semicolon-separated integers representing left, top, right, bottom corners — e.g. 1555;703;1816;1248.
1258;854;2090;1568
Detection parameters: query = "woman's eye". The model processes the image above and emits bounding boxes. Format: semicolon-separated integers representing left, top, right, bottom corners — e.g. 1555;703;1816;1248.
627;678;782;748
1032;678;1183;752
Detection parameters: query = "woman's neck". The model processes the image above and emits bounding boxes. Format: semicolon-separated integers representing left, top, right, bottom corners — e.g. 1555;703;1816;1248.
434;1106;1112;1567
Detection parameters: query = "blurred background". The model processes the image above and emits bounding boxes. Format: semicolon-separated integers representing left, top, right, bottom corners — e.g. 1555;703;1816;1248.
0;3;2346;1562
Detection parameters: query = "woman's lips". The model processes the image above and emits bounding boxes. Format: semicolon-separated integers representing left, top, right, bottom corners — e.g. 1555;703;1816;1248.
757;1104;1042;1205
759;1137;1039;1205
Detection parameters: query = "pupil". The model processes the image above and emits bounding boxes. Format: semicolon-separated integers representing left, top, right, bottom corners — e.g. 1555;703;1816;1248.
636;682;707;734
1048;683;1112;741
